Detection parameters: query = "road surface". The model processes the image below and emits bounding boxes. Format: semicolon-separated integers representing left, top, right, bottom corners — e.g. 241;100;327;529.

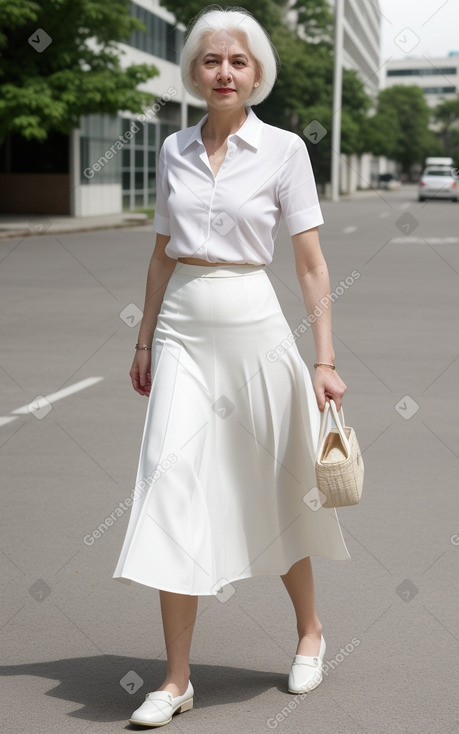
1;184;458;733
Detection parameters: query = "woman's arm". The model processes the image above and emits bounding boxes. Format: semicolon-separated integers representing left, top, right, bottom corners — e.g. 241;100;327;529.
291;227;346;411
130;233;176;396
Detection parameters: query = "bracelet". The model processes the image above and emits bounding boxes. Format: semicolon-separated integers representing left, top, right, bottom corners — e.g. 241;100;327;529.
314;362;335;370
135;344;152;351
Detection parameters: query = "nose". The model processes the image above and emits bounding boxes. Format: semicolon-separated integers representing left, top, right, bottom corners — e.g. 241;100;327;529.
217;58;232;81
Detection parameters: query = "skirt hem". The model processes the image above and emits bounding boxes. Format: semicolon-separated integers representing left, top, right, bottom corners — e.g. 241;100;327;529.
113;548;351;596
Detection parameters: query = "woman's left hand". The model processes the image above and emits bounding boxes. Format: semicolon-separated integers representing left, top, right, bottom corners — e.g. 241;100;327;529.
313;366;346;411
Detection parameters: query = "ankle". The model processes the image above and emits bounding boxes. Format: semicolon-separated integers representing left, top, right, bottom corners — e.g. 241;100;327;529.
157;672;190;697
295;626;323;656
297;624;322;639
165;667;191;684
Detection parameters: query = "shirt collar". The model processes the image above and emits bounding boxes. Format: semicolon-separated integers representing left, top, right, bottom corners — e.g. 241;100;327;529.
178;107;263;153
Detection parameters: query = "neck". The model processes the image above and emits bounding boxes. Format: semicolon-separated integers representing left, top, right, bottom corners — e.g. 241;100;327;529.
202;107;248;143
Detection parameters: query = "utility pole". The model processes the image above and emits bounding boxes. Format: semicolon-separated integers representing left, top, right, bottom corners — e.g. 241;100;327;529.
331;0;344;202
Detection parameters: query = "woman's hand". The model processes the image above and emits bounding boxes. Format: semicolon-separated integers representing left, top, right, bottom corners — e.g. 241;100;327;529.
130;350;152;397
313;366;346;412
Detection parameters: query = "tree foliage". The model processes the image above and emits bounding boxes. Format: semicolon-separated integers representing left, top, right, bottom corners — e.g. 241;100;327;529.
434;98;459;159
363;85;438;172
256;22;371;183
290;0;333;40
159;0;286;30
0;0;159;143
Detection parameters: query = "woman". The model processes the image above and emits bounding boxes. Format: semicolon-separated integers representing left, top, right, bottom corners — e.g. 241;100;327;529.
113;6;350;728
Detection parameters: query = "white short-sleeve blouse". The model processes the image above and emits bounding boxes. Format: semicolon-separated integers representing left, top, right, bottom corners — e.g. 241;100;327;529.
153;107;324;265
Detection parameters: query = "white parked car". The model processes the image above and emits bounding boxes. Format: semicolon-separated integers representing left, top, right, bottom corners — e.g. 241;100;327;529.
418;167;458;202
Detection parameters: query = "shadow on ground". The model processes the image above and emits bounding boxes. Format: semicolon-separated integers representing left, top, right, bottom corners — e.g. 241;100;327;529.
0;655;286;727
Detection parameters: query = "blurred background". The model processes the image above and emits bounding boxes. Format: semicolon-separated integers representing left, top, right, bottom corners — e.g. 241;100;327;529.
1;0;458;218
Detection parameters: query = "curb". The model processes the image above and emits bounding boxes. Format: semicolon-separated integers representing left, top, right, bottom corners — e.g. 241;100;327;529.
0;219;154;241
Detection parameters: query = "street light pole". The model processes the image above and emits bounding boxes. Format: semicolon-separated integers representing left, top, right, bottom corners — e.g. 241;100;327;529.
331;0;344;202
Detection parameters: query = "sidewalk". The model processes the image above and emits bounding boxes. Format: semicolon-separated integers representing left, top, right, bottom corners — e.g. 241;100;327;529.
0;186;397;240
0;212;152;240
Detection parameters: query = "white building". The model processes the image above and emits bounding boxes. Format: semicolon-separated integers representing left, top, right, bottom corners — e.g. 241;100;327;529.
329;0;382;99
324;0;384;191
384;54;459;109
72;0;204;217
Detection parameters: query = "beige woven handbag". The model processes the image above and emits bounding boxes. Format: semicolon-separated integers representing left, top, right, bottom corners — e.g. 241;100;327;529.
315;399;364;508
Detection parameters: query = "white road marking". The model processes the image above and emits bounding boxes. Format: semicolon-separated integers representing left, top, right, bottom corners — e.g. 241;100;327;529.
379;211;391;218
1;376;104;426
391;237;459;245
343;226;358;234
0;416;20;427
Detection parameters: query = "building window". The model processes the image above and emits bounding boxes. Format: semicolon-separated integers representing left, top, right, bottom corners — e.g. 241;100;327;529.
79;112;182;210
129;3;184;63
120;118;181;211
387;67;457;77
423;86;457;95
121;117;157;211
80;114;122;185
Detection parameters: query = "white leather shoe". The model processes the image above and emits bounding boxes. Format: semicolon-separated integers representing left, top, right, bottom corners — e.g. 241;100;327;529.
129;680;194;727
288;635;326;694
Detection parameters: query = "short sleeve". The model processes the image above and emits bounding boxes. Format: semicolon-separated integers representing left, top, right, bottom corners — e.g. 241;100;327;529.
152;144;171;236
277;136;324;235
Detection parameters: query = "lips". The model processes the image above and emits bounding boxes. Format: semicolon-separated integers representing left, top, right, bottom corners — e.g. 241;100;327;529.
214;88;235;95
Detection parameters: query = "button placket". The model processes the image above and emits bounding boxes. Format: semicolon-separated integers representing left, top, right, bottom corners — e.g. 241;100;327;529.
205;178;217;242
227;139;237;159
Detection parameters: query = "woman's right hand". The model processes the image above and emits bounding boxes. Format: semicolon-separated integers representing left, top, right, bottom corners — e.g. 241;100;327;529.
130;349;152;397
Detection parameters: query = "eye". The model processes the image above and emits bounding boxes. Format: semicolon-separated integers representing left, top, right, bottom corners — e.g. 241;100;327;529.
204;59;218;65
233;60;246;66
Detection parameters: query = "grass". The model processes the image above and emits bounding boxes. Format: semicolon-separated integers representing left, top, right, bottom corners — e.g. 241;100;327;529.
133;207;155;219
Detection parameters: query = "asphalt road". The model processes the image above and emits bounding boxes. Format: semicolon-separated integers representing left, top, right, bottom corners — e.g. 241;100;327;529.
1;185;458;733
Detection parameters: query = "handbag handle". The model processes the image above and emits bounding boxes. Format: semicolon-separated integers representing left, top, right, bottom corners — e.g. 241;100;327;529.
316;399;350;463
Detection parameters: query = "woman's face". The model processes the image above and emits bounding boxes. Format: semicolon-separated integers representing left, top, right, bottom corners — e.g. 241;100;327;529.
192;29;260;113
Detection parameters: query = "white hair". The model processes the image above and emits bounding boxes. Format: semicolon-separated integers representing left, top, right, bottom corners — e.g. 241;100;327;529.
180;5;279;106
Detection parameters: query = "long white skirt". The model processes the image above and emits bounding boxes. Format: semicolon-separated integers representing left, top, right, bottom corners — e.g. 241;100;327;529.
113;263;350;595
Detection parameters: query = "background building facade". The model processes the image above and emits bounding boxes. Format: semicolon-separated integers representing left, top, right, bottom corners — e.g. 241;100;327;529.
73;0;205;216
329;0;382;99
384;53;459;109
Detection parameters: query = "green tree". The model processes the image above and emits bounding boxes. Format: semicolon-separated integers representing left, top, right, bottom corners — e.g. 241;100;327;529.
340;68;372;154
0;0;159;143
448;129;459;167
257;24;371;183
434;98;459;158
159;0;284;30
361;108;400;159
290;0;333;40
158;0;333;42
365;85;436;173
